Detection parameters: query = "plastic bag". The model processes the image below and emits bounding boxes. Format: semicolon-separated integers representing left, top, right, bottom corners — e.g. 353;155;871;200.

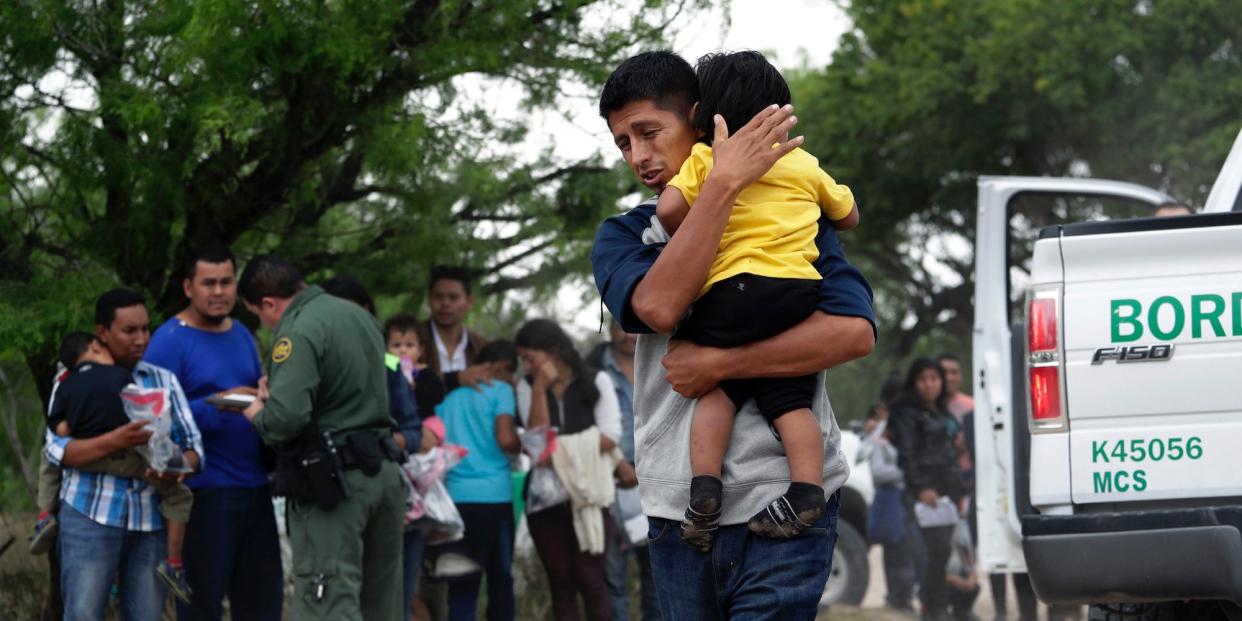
400;445;467;544
520;426;557;465
120;385;193;474
520;426;568;514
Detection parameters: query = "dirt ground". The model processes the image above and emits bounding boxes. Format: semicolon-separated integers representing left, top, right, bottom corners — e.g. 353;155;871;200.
818;546;1078;621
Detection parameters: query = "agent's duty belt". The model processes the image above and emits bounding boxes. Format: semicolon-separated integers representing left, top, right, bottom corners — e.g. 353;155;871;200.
336;430;406;475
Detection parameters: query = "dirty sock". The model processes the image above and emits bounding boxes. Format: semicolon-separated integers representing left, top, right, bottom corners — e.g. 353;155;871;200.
682;475;723;552
747;482;825;539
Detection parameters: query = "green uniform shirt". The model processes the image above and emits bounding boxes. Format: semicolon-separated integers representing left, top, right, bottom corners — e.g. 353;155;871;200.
253;285;393;445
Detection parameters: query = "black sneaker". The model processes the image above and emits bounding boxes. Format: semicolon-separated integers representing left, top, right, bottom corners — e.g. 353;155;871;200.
747;494;824;539
680;504;721;552
156;560;192;604
28;513;58;555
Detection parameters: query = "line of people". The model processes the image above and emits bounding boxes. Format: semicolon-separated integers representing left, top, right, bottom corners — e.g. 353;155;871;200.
865;354;1079;621
30;246;660;621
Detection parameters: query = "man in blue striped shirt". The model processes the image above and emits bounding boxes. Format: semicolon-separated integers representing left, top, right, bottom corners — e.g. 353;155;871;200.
46;288;205;620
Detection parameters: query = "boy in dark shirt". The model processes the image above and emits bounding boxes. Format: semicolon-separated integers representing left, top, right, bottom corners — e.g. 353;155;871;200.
37;332;196;603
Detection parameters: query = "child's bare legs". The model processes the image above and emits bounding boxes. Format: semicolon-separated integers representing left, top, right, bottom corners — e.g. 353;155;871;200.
774;409;823;485
682;388;736;551
166;520;186;566
748;408;827;538
690;387;735;479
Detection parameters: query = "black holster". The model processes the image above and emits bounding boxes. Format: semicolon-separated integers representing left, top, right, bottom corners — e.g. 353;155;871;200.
271;432;349;510
340;431;407;477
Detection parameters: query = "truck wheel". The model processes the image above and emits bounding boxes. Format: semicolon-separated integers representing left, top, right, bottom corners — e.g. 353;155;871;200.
820;520;869;607
1088;602;1231;621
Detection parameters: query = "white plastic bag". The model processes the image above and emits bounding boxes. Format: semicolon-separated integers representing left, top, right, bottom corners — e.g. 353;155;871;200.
520;426;569;514
401;445;467;544
120;385;193;474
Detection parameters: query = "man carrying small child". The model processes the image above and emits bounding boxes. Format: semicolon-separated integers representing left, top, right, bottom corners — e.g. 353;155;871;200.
41;332;196;602
653;51;859;549
36;288;204;619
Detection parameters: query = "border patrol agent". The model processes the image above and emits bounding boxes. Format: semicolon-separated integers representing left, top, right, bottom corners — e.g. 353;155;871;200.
237;255;404;620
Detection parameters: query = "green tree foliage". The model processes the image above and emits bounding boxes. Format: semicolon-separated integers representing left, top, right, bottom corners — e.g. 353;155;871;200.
0;0;707;507
796;0;1242;416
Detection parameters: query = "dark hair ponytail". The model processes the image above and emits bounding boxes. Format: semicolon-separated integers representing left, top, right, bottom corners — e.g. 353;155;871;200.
514;318;599;406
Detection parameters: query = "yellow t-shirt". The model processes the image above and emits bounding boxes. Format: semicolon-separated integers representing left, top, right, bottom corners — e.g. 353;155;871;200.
667;143;855;298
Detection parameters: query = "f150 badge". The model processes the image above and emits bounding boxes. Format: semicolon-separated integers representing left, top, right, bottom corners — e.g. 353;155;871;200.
1091;344;1174;364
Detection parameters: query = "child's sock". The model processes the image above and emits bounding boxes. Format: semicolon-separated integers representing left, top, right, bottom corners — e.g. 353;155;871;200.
681;475;723;552
689;475;723;515
167;556;182;569
37;510;50;521
747;481;825;539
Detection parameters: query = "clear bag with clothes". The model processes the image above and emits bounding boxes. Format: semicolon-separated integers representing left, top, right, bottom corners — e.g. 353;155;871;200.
519;426;568;514
120;385;194;474
400;445;467;544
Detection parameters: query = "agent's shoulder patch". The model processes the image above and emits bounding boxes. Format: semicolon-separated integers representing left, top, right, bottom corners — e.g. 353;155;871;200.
272;337;293;363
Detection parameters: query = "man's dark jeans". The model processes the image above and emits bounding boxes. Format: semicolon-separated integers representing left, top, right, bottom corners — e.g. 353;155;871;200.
177;486;283;621
647;491;840;620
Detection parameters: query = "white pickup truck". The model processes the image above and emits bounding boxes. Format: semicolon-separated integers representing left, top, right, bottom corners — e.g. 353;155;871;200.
974;132;1242;620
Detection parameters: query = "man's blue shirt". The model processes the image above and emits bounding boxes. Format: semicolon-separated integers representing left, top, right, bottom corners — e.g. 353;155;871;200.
144;317;268;489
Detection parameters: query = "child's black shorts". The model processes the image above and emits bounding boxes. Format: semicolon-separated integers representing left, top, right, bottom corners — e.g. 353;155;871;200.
673;273;820;424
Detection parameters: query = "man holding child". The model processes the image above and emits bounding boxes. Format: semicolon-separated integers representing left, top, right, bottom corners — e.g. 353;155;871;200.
591;50;875;618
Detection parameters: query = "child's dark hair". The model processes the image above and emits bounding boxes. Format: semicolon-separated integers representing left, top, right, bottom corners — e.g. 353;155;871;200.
477;339;517;367
384;313;421;339
692;51;791;145
59;332;98;370
599;50;699;122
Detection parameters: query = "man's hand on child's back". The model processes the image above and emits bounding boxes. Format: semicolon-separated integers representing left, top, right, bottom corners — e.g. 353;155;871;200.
661;339;726;399
457;364;492;392
707;104;803;195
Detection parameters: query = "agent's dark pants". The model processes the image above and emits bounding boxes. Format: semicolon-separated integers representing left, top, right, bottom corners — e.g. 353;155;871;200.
527;502;613;621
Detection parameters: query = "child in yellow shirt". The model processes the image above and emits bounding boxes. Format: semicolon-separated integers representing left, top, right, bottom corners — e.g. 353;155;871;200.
656;50;858;550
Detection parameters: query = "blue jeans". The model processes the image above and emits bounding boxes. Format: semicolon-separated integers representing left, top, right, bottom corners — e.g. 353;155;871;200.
604;521;660;621
176;486;283;621
647;491;840;620
59;504;166;621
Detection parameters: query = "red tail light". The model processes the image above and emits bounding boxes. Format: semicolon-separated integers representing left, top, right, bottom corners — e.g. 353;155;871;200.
1027;288;1066;432
1029;298;1058;352
1029;366;1062;420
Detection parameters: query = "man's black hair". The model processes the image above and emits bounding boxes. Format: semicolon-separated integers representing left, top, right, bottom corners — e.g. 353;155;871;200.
477;339;517;367
322;275;375;315
936;352;962;366
692;51;791;145
428;265;474;295
184;246;237;279
94;288;146;328
237;254;304;305
59;331;98;370
599;50;699;123
384;313;421;337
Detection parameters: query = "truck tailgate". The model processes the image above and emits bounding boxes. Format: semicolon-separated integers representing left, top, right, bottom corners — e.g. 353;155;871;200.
1054;214;1242;504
